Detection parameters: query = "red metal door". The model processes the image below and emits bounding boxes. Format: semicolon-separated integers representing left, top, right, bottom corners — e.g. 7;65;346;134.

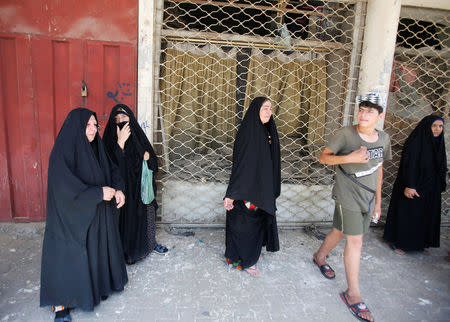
85;40;137;130
0;0;138;222
0;34;43;222
0;34;137;221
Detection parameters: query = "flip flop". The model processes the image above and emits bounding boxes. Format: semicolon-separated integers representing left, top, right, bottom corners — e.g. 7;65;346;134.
340;292;374;322
313;258;335;279
153;244;168;254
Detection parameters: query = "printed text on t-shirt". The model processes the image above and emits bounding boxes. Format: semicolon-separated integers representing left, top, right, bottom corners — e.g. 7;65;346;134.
368;147;383;160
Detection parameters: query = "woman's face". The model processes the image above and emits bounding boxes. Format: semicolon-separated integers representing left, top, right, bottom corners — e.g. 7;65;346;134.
431;119;444;137
115;113;130;124
259;100;272;124
86;115;98;142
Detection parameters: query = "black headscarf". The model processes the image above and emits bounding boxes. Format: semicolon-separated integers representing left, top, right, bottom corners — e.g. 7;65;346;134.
225;97;281;215
400;114;447;191
40;108;127;311
103;104;158;171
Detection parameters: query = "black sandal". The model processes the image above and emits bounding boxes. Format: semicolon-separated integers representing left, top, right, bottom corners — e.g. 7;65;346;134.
153;244;168;254
313;258;335;279
340;292;374;322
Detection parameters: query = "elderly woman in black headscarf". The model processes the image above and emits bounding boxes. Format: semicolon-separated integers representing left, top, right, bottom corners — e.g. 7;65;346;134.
223;97;281;276
40;108;128;322
103;104;167;266
384;114;447;254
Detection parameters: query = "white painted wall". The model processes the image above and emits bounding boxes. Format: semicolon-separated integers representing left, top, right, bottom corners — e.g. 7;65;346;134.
137;0;156;141
356;0;402;129
161;180;334;225
402;0;450;10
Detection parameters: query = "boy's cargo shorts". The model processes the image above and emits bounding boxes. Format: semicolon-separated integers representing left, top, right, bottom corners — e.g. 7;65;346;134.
332;202;371;235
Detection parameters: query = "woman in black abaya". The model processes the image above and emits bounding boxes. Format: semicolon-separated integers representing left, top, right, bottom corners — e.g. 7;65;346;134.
40;108;128;321
384;114;447;254
103;104;167;265
224;97;281;276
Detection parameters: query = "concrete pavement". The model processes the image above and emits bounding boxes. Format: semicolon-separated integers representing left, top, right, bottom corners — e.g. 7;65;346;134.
0;223;449;321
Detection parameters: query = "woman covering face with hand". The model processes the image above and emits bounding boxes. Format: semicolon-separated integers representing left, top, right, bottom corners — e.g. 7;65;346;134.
224;97;281;276
40;108;128;321
103;104;167;266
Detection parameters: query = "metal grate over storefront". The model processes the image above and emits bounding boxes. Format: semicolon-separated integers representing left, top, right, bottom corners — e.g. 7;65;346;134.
383;6;449;222
151;1;449;225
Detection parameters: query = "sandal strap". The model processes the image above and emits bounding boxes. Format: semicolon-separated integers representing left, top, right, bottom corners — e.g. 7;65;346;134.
320;264;334;273
350;302;370;314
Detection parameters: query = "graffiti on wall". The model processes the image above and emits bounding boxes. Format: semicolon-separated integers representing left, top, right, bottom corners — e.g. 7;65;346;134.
106;82;152;136
107;82;132;103
140;120;151;134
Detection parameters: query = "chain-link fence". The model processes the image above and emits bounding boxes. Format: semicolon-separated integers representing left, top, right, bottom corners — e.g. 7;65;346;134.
383;6;449;222
152;0;449;225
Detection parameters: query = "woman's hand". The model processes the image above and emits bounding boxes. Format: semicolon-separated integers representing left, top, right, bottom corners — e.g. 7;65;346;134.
224;198;234;211
114;190;126;208
102;186;116;201
117;122;131;149
404;187;420;199
144;151;150;161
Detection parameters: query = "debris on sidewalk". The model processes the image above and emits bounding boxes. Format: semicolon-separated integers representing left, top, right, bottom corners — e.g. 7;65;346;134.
164;225;195;237
304;224;326;240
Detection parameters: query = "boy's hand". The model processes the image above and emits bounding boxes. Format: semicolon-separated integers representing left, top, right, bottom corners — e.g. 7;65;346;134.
372;204;381;222
348;146;369;163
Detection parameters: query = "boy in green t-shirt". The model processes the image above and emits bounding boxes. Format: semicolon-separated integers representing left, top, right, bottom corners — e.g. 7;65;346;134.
312;97;391;322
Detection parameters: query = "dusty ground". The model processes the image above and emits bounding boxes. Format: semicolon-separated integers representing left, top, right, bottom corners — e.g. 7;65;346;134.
0;223;449;321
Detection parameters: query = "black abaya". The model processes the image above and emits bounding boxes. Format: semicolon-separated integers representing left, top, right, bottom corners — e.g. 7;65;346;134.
383;115;447;250
103;104;158;264
40;108;128;311
224;97;281;268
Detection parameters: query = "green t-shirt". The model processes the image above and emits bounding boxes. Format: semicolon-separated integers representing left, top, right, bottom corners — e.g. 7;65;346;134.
327;125;392;213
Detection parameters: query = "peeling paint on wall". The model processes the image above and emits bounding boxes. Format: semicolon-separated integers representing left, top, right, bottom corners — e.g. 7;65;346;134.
65;17;129;42
0;0;137;43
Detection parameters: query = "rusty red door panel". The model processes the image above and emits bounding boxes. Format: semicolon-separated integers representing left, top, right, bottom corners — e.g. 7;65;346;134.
85;41;137;131
0;35;43;221
31;36;85;221
0;34;136;221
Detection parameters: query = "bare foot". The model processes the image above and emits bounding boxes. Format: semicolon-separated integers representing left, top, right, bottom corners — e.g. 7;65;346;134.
389;243;405;255
393;248;405;255
343;291;374;322
244;265;261;276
